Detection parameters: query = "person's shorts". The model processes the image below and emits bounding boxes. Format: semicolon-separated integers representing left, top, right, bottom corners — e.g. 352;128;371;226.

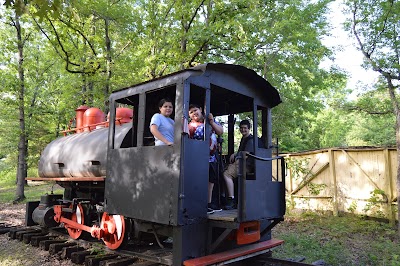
224;160;238;179
209;161;218;183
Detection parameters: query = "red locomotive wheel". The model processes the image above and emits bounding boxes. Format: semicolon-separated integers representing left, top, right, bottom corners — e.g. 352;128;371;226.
100;212;128;250
66;203;85;239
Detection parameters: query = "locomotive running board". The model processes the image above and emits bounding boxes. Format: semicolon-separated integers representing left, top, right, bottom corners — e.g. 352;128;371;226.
183;238;284;266
26;177;105;182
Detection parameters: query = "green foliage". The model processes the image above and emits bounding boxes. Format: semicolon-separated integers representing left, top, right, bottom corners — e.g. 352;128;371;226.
273;213;400;265
299;210;321;220
274;217;350;265
286;157;310;180
306;182;327;196
0;168;63;203
90;243;107;255
363;189;387;218
4;0;64;18
286;157;327;196
0;169;18;190
274;233;348;265
285;197;296;214
312;108;354;148
0;1;355;176
347;200;357;213
346;114;395;146
344;0;400;76
300;84;397;149
342;88;396;147
269;30;348;152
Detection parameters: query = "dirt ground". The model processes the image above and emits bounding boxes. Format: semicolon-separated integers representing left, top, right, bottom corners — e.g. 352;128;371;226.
0;202;75;266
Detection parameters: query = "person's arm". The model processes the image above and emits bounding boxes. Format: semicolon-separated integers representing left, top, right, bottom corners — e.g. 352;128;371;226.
229;153;235;163
207;113;223;136
245;137;255;153
150;124;173;145
244;137;255;171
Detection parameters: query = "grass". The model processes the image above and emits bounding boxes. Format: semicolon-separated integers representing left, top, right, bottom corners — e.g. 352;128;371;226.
272;211;400;266
0;168;64;203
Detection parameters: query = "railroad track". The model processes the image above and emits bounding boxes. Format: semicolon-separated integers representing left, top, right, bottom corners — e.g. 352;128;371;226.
1;223;321;266
1;223;165;266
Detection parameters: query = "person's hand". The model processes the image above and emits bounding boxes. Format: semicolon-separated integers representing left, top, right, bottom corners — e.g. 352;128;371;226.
207;113;214;124
230;153;235;163
166;141;173;146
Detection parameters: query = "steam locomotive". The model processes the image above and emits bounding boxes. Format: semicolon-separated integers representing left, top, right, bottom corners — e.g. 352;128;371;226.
26;63;286;265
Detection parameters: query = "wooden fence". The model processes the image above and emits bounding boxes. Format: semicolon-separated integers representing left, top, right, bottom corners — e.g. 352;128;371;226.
272;147;398;222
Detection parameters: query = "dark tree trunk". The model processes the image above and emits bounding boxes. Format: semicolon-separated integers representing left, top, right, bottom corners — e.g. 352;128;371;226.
14;12;27;202
397;115;400;233
104;18;111;114
387;80;400;233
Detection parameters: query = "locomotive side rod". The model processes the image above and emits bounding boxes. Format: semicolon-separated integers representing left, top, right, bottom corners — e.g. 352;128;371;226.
53;205;109;240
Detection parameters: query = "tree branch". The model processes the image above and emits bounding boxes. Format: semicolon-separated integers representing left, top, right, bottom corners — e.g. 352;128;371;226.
351;1;398;81
375;0;394;48
33;16;101;74
163;0;176;22
395;27;400;80
114;40;131;59
186;0;206;31
59;18;97;56
344;105;393;115
31;16;69;64
188;40;208;66
386;76;400;115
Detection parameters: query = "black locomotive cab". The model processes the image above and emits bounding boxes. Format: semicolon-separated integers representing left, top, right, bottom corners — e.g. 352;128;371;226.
104;63;285;265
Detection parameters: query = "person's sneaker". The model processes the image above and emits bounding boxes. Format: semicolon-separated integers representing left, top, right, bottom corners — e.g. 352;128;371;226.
224;197;236;210
207;207;215;215
163;236;173;244
208;203;222;212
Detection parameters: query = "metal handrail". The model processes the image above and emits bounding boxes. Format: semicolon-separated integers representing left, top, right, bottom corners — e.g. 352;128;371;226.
246;152;283;162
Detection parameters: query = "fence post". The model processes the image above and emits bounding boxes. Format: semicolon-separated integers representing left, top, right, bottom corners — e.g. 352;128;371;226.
383;148;395;225
286;154;294;210
329;149;338;216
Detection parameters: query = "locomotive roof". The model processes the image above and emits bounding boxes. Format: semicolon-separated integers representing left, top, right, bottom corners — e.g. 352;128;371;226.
192;63;281;108
111;63;281;114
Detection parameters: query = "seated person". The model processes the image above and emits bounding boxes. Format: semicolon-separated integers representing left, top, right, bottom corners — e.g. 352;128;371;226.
223;119;254;210
188;104;224;214
149;98;174;146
